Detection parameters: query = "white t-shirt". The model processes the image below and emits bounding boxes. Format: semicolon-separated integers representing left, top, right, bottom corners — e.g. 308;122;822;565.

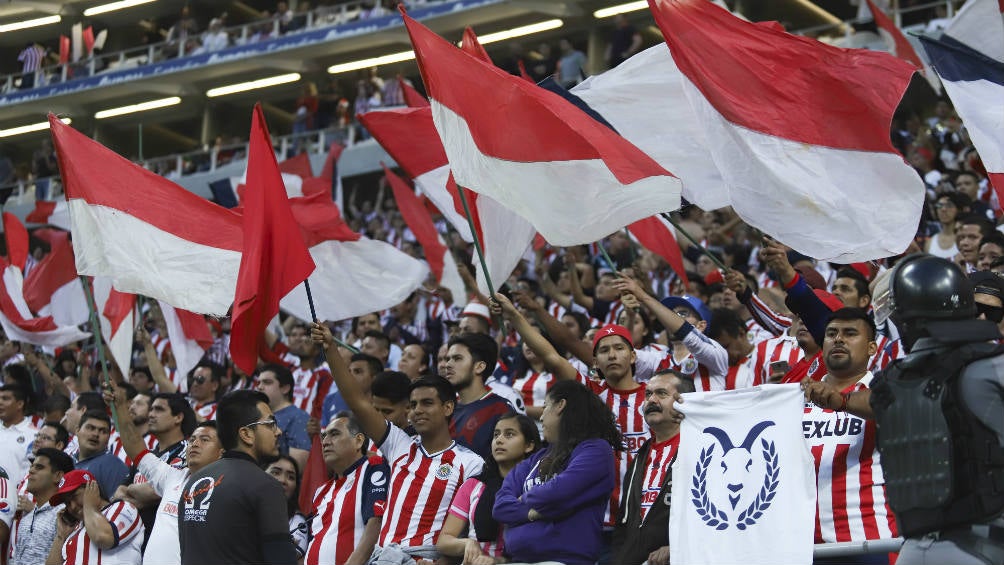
0;419;37;486
137;451;189;565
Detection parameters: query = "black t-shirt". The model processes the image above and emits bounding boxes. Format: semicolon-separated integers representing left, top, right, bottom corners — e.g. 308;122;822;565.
178;451;295;565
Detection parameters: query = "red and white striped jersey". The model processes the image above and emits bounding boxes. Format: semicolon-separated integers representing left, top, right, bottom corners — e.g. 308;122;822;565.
638;434;680;521
192;401;217;421
575;372;647;527
109;431;158;466
427;295;461;323
377;422;484;548
447;478;503;558
601;300;625;326
511;369;554;409
61;499;144;564
803;372;898;543
151;332;170;361
546;301;567;322
279;349;333;418
307;456;389;565
167;368;187;394
0;472;14;530
745;318;775;345
868;336;904;372
693;355;758;392
751;336;805;384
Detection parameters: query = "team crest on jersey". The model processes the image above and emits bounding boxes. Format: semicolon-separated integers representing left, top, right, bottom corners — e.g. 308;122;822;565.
16;435;24;444
680;357;698;375
808;357;820;375
434;463;453;480
691;421;779;531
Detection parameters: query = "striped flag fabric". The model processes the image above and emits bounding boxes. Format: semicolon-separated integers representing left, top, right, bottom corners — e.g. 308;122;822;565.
401;10;682;247
571;0;925;262
158;301;213;383
919;0;1004;199
91;277;135;374
50;114;243;316
0;260;90;348
3;213;28;271
26;200;71;231
627;216;689;287
865;0;941;92
384;164;466;307
23;230;89;326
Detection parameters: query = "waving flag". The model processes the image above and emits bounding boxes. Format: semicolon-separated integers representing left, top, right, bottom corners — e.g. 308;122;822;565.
401;11;681;247
24;230;89;326
277;190;428;324
400;77;430;108
384;164;466;307
865;0;941;92
571;1;924;262
359;108;534;294
230;105;316;373
0;261;90;348
158;301;213;383
50;115;242;316
3;213;28;271
627;216;689;287
920;0;1004;198
26;200;72;231
91;277;135;374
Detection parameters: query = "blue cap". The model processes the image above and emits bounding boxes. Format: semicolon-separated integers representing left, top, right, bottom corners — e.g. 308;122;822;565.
661;296;712;329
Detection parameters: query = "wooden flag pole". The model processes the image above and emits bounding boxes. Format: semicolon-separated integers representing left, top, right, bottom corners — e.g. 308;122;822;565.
304;278;359;353
659;212;729;272
80;275;120;428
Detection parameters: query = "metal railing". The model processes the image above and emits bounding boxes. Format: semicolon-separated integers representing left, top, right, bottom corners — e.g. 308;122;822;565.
790;0;961;40
2;0;445;94
1;124;355;206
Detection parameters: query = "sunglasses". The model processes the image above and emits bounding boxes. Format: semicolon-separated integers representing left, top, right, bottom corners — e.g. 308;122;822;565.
976;302;1004;323
192;376;209;385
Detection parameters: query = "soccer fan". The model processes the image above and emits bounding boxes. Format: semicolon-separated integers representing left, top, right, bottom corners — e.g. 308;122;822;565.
274;322;334;418
319;353;382;427
45;470;143;565
311;322;484;563
613;370;692;565
177;390;296;565
802;309;898;549
306;412;388;565
73;410;128;502
187;361;222;421
360;330;393;368
397;344;430;382
443;332;517;460
977;231;1004;272
955;214;993;273
492;293;644;547
109;391;154;464
493;380;620;565
265;456;309;559
438;413;541;563
0;384;37;487
255;364;311;469
8;448;74;565
369;371;413;432
106;384;222;565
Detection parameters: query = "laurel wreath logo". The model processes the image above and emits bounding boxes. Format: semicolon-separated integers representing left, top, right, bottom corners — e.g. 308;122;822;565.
691;439;779;530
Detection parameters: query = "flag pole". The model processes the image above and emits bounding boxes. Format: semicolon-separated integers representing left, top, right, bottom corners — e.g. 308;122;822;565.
597;241;620;274
455;184;505;327
660;212;729;272
80;275;120;428
303;278;359;353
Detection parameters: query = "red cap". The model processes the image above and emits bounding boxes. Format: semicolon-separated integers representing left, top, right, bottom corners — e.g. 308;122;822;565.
703;269;725;286
813;289;845;312
592;324;634;353
848;262;872;281
50;469;95;505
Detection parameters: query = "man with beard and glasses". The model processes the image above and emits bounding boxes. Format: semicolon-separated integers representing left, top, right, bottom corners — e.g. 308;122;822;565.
613;370;693;565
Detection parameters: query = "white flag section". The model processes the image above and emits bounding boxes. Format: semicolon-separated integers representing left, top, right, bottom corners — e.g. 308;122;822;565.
671;385;814;565
91;277;135;375
159;301;210;385
0;264;90;348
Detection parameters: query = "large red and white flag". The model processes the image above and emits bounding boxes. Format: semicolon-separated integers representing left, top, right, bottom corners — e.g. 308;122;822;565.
571;1;924;262
384;164;466;307
91;277;135;375
23;230;89;326
359;108;534;294
230;105;316;373
26;200;72;231
865;0;941;92
50;115;243;316
0;260;90;348
4;213;28;272
627;216;689;287
158;301;213;383
402;11;681;247
277;190;429;324
920;0;1004;199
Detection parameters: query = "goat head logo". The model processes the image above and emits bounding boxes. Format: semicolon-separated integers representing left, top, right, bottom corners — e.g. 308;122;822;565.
691;421;780;530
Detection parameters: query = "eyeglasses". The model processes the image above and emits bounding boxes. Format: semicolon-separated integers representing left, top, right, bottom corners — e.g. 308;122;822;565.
192;376;208;385
933;203;956;209
244;418;278;431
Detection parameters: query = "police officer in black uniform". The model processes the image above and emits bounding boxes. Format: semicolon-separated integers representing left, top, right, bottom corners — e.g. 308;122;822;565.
804;254;1004;564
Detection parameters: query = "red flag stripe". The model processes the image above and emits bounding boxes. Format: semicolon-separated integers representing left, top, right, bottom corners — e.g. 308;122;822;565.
384;165;447;281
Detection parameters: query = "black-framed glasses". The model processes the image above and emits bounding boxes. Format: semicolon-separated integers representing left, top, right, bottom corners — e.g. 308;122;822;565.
976;302;1004;323
244;418;278;431
192;376;208;385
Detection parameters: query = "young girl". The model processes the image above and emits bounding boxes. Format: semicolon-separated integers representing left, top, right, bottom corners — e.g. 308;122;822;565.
265;455;308;562
437;413;541;564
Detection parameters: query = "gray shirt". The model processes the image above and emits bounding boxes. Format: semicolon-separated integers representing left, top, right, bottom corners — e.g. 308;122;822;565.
10;502;60;565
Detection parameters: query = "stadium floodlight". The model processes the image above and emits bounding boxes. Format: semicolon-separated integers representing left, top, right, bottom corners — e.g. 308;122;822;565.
84;0;157;17
95;97;181;119
0;117;71;138
328;51;416;76
206;73;302;97
474;19;563;45
593;1;648;19
0;15;61;33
